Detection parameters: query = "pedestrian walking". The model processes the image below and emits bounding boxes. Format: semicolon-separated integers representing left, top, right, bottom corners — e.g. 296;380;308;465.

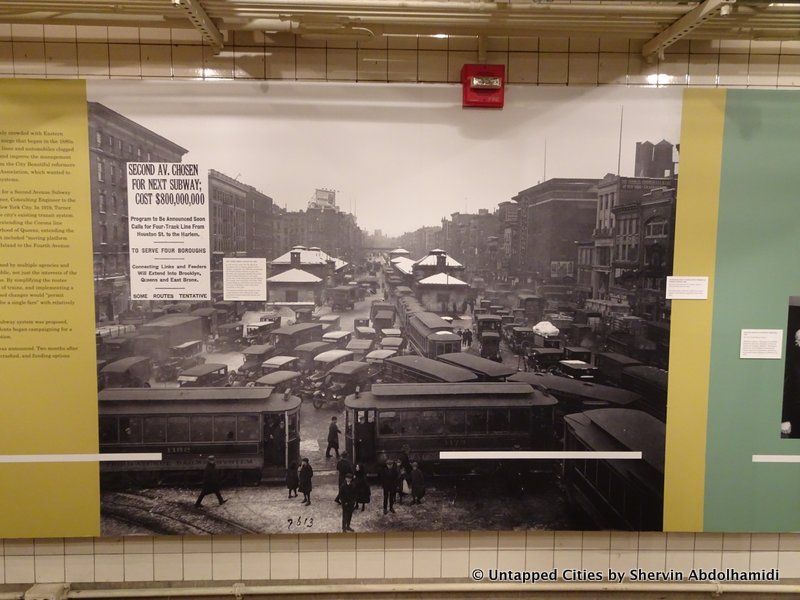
195;456;226;507
326;416;341;459
298;458;313;505
379;459;398;514
456;328;463;347
410;462;426;504
465;328;473;347
339;472;357;532
286;461;299;498
334;451;354;504
354;463;371;511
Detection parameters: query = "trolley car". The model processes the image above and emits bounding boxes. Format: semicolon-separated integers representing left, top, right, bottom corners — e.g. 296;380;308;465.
436;352;516;382
406;311;461;358
344;382;558;471
563;408;664;530
383;355;478;383
509;372;642;416
98;387;301;485
619;365;668;422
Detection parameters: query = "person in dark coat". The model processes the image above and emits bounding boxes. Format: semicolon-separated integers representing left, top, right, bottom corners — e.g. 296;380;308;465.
396;465;410;505
410;461;426;504
334;452;354;504
298;458;313;505
195;456;226;507
354;463;370;511
378;459;398;514
326;416;341;459
286;461;299;498
339;472;358;532
464;328;473;347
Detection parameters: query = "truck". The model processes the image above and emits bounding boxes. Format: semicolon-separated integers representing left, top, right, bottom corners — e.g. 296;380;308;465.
135;315;205;361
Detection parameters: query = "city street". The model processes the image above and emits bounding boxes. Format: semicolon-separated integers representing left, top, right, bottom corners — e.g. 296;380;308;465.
101;470;577;535
100;288;580;536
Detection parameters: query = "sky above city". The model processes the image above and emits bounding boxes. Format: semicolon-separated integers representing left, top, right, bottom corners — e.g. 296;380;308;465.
88;81;683;237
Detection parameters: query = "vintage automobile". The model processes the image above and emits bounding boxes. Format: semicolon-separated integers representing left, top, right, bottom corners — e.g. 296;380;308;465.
155;339;205;382
261;355;302;375
254;370;304;395
372;310;396;333
312;361;373;409
346;338;375;361
322;330;353;349
271;323;324;354
354;326;377;341
98;356;152;390
329;285;358;311
316;314;341;332
211;322;244;351
308;349;355;386
177;363;230;387
479;331;502;362
292;340;335;373
239;344;276;380
526;347;565;372
563;346;592;363
503;324;531;349
476;315;503;337
379;336;406;354
380;328;402;338
557;359;600;381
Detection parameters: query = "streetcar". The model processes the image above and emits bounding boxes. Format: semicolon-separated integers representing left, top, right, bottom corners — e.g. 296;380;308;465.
594;352;643;384
509;372;642;415
343;382;558;472
563;408;664;530
436;352;516;382
98;387;301;485
619;365;669;422
406;312;461;358
382;355;478;383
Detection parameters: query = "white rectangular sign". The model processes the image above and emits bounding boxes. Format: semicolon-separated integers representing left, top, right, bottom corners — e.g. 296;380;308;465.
666;276;709;300
740;329;783;359
127;162;210;301
223;257;267;301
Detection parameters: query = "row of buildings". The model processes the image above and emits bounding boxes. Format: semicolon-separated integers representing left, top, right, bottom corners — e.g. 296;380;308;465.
88;102;365;321
396;140;678;324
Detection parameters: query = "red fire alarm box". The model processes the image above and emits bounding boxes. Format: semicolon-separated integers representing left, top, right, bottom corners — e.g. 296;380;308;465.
461;64;505;109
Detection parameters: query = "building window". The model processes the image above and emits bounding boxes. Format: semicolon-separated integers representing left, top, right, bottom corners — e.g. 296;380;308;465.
100;223;108;245
137;147;142;159
110;163;116;184
147;151;152;161
112;224;118;243
95;131;102;147
97;161;104;182
98;192;106;213
111;193;117;213
117;139;123;151
645;219;669;238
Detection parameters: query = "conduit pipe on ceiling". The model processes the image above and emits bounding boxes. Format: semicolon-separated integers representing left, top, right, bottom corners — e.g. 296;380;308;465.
63;581;800;598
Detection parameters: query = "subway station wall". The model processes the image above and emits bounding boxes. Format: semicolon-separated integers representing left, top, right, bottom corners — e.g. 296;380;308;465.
1;23;800;586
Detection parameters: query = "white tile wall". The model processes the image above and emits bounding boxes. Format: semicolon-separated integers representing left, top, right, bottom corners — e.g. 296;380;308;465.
1;25;799;87
1;22;800;589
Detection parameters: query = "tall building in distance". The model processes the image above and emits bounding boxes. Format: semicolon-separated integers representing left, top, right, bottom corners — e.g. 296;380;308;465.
513;178;599;285
207;169;274;296
88;102;188;321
